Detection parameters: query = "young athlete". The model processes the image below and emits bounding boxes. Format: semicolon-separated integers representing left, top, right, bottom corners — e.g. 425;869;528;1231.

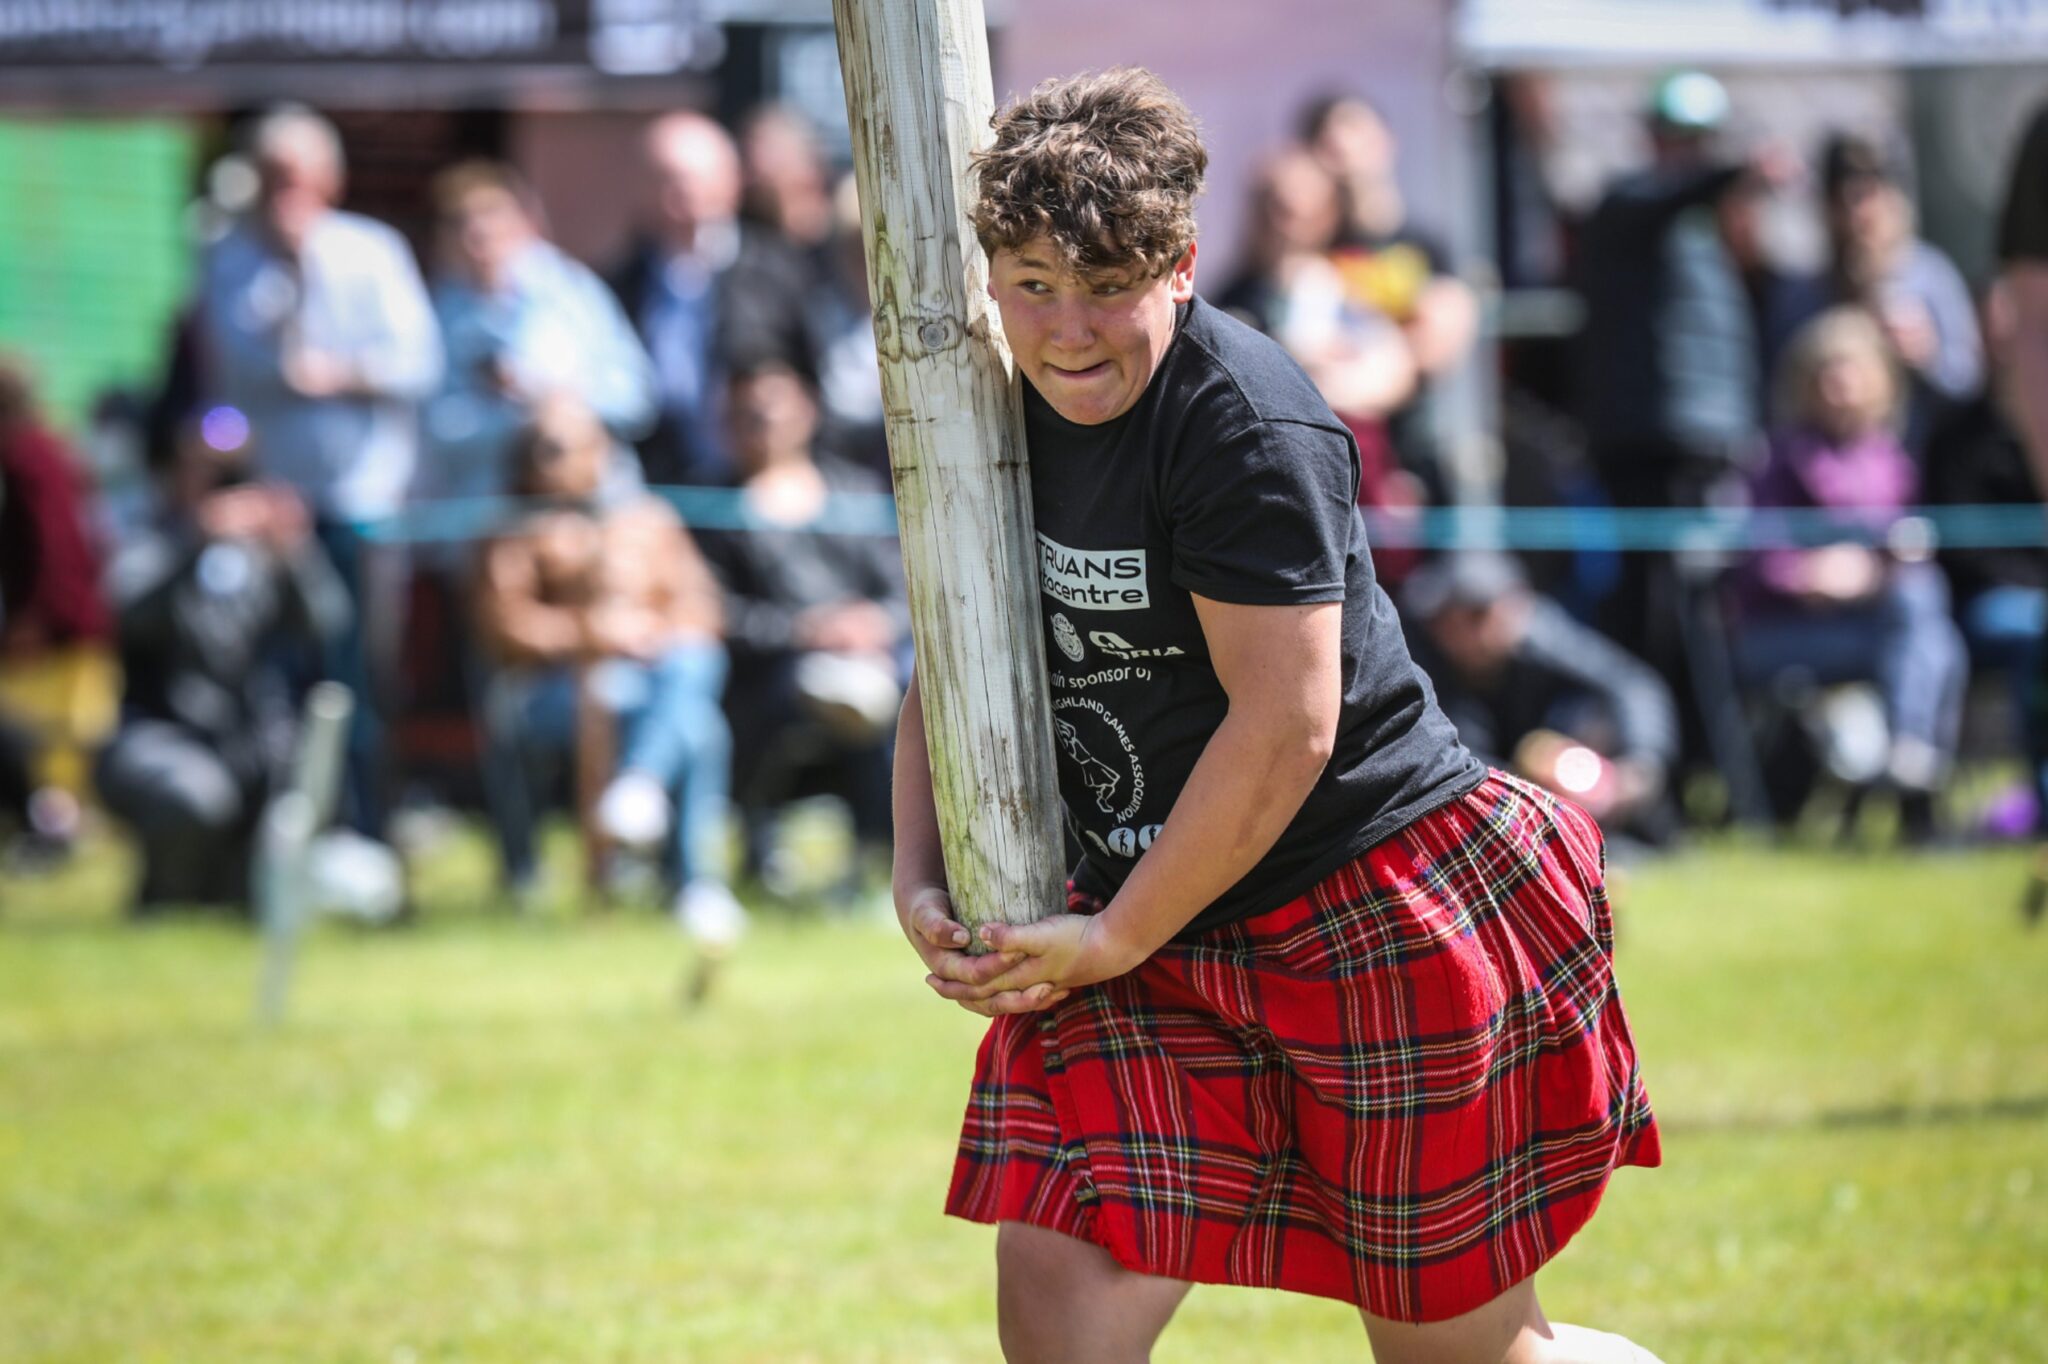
891;68;1663;1363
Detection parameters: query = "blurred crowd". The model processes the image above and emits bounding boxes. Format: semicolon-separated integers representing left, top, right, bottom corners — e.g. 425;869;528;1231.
2;74;2046;929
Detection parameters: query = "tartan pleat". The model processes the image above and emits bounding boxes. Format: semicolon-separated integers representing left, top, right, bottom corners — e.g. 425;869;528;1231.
944;770;1662;1323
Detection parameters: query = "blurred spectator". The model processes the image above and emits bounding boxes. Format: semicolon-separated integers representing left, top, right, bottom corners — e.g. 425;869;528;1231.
1997;100;2048;911
0;712;42;856
0;356;112;664
1999;101;2048;493
474;396;741;943
95;419;350;914
1403;552;1679;844
0;355;112;861
199;105;442;520
196;105;442;838
1489;71;1569;293
739;104;837;257
1718;173;1830;426
1216;151;1425;584
1217;150;1416;428
809;175;889;475
1925;284;2048;832
421;160;657;506
694;362;907;891
1732;308;1966;839
610;112;816;485
1575;71;1775;768
1301;92;1479;494
1821;132;1983;449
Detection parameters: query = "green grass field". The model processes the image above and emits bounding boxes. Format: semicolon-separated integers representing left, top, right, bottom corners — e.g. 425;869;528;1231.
3;831;2045;1362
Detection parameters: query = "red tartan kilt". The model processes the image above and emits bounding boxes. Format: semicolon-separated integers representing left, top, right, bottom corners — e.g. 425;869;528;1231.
945;770;1662;1323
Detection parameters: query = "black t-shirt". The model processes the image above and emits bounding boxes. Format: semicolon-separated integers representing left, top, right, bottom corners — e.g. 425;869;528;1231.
1025;295;1483;938
2002;103;2048;265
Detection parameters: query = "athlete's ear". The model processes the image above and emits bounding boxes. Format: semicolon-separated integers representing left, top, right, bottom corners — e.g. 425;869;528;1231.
1168;241;1197;303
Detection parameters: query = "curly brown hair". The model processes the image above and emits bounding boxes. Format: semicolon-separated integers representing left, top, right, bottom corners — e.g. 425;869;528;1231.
970;67;1207;279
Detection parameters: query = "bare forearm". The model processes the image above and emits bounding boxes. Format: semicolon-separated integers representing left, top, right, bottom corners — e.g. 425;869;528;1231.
1097;706;1330;963
891;673;948;897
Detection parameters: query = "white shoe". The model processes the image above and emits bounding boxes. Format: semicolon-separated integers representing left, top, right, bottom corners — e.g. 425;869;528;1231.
596;772;671;850
794;651;902;743
305;830;407;924
677;880;748;951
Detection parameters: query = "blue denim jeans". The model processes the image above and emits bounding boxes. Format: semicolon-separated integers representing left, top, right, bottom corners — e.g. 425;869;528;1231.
512;641;732;887
1733;562;1968;762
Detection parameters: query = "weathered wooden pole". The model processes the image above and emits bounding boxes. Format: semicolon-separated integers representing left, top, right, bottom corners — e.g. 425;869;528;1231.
832;0;1064;934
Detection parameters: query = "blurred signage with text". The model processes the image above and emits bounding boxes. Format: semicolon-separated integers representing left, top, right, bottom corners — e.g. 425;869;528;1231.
0;0;723;72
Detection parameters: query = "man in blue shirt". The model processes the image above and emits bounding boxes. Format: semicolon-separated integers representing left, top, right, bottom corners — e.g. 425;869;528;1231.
609;112;815;485
197;105;442;836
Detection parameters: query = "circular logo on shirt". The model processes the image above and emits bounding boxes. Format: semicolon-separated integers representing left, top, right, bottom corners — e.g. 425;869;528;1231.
1052;695;1145;826
1051;612;1085;663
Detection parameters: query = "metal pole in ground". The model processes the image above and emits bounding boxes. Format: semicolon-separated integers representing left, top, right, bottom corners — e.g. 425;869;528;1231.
256;682;354;1026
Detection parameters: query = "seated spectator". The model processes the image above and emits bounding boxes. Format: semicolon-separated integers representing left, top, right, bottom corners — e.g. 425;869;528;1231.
1925;283;2048;833
474;396;741;944
693;361;908;892
1403;552;1679;844
421;161;657;508
95;418;350;913
0;354;114;862
1732;307;1968;839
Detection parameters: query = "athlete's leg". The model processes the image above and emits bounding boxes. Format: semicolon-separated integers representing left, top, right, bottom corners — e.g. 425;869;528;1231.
1361;1278;1664;1364
995;1221;1191;1364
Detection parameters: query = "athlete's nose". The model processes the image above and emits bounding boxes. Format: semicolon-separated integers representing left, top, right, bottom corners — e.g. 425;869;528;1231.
1048;297;1096;354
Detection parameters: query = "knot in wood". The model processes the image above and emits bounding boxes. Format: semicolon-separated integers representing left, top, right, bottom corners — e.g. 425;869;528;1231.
915;316;962;354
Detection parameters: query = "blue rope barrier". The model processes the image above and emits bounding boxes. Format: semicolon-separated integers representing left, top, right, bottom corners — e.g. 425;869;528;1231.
351;486;2048;553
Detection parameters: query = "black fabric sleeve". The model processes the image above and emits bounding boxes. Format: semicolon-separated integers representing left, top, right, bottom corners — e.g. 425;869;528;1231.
2000;105;2048;266
1165;418;1358;606
1603;163;1747;236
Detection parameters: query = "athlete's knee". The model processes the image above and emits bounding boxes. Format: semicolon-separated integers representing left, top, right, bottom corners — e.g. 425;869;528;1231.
1362;1277;1542;1364
994;1222;1184;1364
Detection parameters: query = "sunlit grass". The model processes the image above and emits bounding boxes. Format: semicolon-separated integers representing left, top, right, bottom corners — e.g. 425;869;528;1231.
3;829;2043;1361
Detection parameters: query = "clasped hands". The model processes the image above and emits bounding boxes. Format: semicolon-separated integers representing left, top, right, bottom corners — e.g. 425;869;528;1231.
897;887;1139;1017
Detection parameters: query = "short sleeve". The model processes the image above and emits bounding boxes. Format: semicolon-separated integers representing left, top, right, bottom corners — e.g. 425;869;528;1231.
1166;419;1359;606
2000;104;2048;265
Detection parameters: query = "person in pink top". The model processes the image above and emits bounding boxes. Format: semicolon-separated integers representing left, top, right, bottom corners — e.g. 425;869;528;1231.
1732;306;1967;837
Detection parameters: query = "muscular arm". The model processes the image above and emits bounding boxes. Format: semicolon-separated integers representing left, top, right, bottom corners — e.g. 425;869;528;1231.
891;671;948;902
1087;598;1341;964
475;536;585;665
890;669;1055;1009
942;600;1343;1007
